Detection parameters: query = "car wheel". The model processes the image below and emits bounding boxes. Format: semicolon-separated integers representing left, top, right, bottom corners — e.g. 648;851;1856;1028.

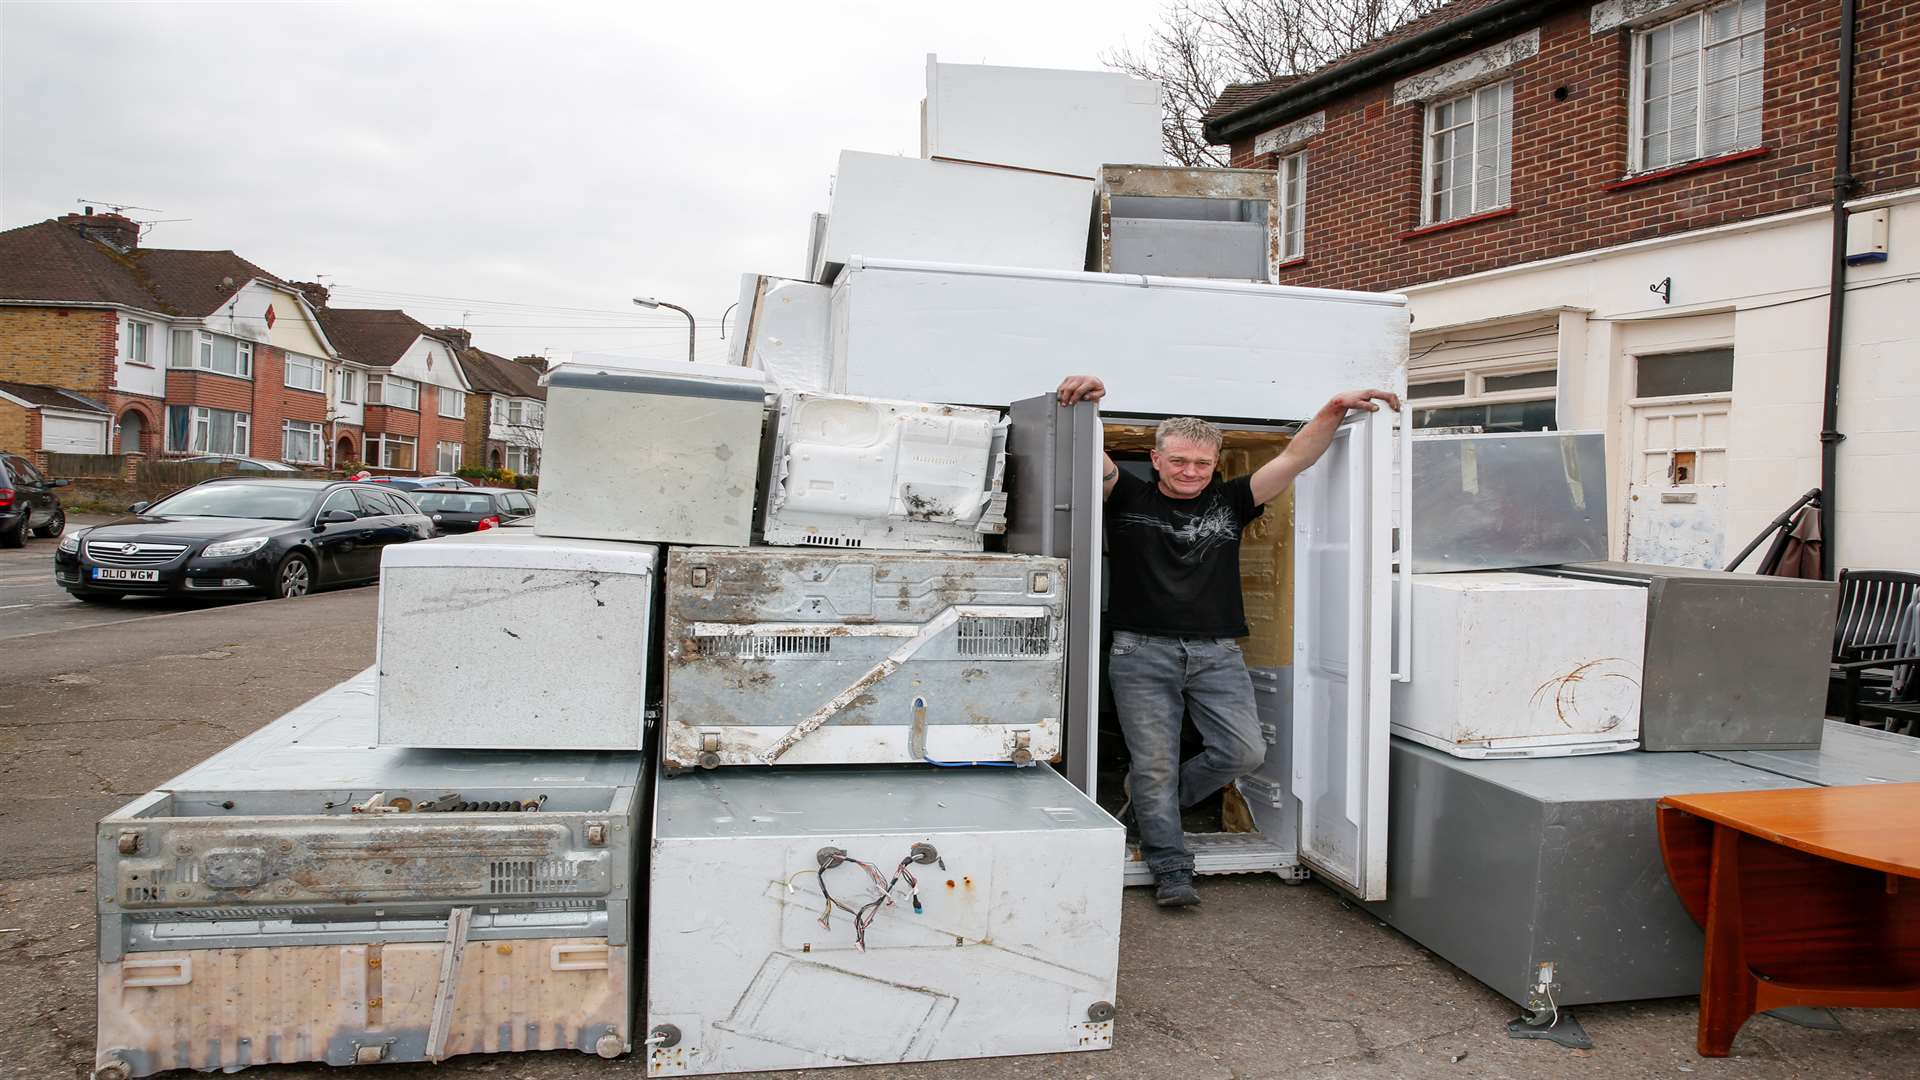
73;591;120;604
31;508;66;538
271;553;314;599
0;516;26;549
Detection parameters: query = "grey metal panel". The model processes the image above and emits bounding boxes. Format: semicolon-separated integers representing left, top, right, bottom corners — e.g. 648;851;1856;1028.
1409;432;1608;573
1531;561;1838;751
1363;737;1811;1009
1233;667;1301;864
661;547;1067;768
647;765;1122;1075
1004;395;1104;796
1107;217;1270;279
1706;720;1920;785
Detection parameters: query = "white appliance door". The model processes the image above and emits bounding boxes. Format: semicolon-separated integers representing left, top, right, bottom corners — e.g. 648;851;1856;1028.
1292;411;1392;901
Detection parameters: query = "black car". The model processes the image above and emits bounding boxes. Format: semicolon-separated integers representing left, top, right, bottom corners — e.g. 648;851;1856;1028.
54;478;433;602
1;451;70;547
413;486;535;534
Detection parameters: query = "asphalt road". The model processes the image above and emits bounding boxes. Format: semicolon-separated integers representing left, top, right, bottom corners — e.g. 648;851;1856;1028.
0;573;1916;1079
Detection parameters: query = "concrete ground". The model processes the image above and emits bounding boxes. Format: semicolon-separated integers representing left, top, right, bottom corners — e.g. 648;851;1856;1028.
1;543;1916;1079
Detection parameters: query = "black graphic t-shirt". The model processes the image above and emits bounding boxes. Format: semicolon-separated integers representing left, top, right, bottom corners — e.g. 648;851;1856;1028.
1104;471;1266;638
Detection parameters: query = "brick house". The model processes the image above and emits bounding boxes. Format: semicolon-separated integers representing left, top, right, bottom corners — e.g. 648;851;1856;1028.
453;343;545;476
1205;0;1920;572
314;308;475;476
0;212;354;468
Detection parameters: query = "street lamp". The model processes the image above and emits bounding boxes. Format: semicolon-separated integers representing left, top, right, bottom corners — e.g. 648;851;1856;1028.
633;296;696;363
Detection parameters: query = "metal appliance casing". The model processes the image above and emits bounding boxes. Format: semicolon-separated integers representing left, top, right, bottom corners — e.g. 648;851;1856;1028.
645;765;1122;1075
1409;431;1609;573
1390;572;1645;758
1705;720;1920;784
94;671;645;1077
1093;164;1279;281
758;392;1008;552
662;547;1066;768
1529;561;1839;750
535;361;769;546
1364;737;1810;1010
728;273;832;392
377;531;658;749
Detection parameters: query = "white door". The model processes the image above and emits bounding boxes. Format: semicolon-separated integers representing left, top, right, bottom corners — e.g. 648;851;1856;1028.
1292;411;1393;901
1624;401;1730;568
42;414;107;453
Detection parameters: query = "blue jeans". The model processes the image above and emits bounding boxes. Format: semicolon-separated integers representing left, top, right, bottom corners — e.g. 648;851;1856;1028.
1108;631;1265;876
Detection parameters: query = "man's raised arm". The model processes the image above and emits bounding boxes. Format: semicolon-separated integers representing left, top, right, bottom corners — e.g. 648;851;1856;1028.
1248;389;1402;507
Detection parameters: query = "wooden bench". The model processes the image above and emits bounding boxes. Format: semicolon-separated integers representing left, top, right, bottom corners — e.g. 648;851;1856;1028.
1657;784;1920;1056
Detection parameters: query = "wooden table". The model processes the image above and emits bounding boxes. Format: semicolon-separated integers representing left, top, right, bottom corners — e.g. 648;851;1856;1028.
1657;783;1920;1056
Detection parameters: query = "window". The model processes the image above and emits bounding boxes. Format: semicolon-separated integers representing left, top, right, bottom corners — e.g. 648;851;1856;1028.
165;406;250;455
1411;365;1557;432
1423;80;1513;226
503;491;533;514
1632;0;1764;173
492;397;506;425
282;420;324;465
438;389;466;420
284;353;326;393
353;489;397;517
1279;152;1306;261
379;376;420;411
506;445;538;475
436;440;463;473
338;368;359;404
175;332;253;378
126;320;152;365
319;488;360;518
368;433;417;471
1636;348;1734;398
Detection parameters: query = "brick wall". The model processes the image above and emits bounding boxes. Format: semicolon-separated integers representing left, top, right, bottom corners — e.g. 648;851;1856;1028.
462;391;490;466
361;390;468;476
0;307;117;395
0;401;30;454
1225;0;1917;293
104;393;164;455
249;345;331;464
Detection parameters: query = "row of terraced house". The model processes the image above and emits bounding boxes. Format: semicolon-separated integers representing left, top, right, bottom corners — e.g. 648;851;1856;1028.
0;211;545;478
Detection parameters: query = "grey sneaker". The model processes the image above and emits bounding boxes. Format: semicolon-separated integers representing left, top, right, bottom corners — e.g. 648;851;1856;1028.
1155;869;1200;908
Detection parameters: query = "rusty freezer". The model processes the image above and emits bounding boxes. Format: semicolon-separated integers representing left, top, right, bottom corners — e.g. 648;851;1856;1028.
93;669;645;1078
1091;164;1282;282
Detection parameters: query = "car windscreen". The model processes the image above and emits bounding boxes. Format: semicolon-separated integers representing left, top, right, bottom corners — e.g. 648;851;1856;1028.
414;492;495;514
144;483;315;520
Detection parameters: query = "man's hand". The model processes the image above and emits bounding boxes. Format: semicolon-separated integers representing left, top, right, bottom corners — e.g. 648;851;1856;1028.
1057;375;1106;406
1330;388;1402;414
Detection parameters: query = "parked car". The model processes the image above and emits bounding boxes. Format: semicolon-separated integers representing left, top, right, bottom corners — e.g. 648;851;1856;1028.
414;487;535;534
364;475;426;490
54;478;434;602
180;455;302;473
1;451;71;547
412;475;470;489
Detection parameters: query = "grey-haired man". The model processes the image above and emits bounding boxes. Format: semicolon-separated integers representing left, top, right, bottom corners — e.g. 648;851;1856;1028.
1054;375;1400;908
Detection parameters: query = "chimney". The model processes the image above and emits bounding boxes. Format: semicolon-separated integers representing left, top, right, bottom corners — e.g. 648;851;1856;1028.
59;211;140;252
290;280;331;308
512;354;549;374
435;327;473;351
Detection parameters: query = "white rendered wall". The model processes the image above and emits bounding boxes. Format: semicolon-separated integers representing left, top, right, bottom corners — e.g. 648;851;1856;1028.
921;55;1163;177
1402;192;1920;573
113;312;167;398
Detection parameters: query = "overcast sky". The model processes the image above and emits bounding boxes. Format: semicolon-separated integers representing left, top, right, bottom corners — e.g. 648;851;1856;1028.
1;0;1167;364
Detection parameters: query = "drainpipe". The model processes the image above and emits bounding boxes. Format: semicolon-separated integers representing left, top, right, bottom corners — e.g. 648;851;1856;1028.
1818;0;1859;578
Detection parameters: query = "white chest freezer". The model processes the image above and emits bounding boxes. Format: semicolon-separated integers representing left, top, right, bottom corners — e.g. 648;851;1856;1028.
759;391;1008;552
645;765;1122;1076
535;359;770;546
830;258;1409;416
1390;572;1645;758
377;530;659;750
94;670;645;1078
921;55;1162;178
662;546;1066;768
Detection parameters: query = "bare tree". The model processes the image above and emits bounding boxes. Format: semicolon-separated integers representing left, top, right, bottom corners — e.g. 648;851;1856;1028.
1105;0;1451;166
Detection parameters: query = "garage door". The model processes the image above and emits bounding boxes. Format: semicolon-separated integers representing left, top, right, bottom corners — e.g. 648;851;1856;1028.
42;414;108;453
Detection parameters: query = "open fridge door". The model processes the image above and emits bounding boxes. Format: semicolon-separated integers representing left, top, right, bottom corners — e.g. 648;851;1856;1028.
1003;394;1105;797
1292;410;1394;901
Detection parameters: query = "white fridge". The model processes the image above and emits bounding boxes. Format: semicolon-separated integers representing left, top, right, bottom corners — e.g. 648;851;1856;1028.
833;260;1411;901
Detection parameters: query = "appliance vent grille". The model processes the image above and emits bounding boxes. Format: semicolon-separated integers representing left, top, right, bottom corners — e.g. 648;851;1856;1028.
699;634;833;659
489;859;581;895
798;534;863;548
957;615;1052;658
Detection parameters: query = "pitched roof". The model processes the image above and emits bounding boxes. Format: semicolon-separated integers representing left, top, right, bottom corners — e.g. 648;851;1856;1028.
314;308;430;369
0;379;110;414
0;219;287;317
1204;0;1526;142
456;347;545;400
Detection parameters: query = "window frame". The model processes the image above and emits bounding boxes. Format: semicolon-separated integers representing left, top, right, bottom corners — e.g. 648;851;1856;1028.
338;368;359;404
382;375;421;411
437;388;466;420
1421;79;1514;227
1409;362;1559;432
506;445;538;475
176;331;254;379
1628;0;1766;175
436;440;463;473
126;319;152;366
370;433;418;471
1278;151;1307;262
166;405;251;455
1628;347;1737;406
281;419;324;465
283;352;326;394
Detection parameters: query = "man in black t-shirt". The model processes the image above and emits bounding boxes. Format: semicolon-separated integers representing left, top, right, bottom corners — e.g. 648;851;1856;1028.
1055;375;1400;908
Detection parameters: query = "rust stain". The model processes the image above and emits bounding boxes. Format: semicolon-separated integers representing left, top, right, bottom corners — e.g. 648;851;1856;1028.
1529;658;1642;730
946;879;956;889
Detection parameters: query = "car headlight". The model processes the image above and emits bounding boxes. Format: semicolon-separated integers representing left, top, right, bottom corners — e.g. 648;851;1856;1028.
201;537;270;558
58;529;87;554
